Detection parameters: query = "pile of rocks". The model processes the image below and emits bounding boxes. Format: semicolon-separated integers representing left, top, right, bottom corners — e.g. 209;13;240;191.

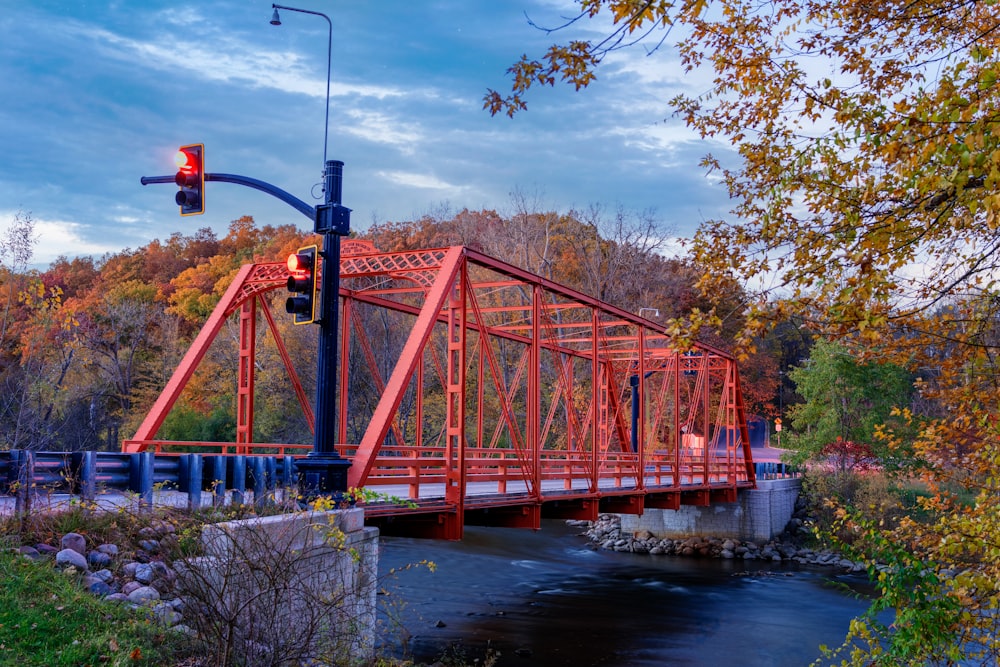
14;520;193;633
575;514;868;572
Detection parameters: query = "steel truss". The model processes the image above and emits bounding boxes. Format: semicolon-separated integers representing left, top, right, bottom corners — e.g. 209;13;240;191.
125;242;755;539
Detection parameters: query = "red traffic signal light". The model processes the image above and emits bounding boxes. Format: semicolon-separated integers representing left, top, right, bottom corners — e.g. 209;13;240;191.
174;144;204;216
286;245;319;325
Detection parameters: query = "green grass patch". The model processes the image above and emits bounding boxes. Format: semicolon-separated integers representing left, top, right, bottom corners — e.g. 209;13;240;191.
0;550;192;666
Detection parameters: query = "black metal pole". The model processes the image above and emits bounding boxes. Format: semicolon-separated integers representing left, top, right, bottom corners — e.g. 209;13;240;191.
296;159;351;499
315;160;343;455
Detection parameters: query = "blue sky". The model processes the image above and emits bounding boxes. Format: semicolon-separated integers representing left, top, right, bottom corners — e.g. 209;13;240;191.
1;0;732;268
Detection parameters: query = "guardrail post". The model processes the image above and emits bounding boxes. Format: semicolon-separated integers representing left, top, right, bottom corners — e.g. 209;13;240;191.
231;455;246;505
209;456;227;507
129;452;155;511
72;450;97;503
280;455;294;490
185;454;203;510
11;449;34;515
250;457;267;506
265;457;277;495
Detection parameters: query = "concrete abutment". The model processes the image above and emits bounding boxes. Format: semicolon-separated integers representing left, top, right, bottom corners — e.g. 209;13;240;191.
619;479;802;541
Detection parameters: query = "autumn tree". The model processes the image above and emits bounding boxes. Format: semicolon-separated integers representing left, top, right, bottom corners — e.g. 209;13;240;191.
489;1;1000;662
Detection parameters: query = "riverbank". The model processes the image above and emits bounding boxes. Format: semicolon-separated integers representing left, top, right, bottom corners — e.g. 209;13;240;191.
578;513;869;572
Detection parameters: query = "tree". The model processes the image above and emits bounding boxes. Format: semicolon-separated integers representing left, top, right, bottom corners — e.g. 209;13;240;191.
785;339;911;470
489;2;1000;662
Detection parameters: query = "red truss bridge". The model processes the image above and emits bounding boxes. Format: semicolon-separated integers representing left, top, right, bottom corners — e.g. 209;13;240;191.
124;241;755;539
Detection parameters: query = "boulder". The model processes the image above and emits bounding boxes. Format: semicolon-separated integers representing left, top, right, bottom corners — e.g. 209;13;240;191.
55;548;88;571
61;533;87;556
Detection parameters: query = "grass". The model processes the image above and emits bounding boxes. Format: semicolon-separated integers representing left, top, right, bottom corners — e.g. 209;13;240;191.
0;549;193;666
0;503;477;667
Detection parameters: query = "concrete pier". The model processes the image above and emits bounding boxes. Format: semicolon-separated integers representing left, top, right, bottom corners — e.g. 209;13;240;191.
620;478;801;542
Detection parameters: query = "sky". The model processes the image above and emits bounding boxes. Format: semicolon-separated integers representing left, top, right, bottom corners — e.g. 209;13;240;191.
0;0;734;268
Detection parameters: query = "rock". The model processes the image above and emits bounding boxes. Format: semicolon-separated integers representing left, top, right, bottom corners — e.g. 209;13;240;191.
135;563;155;584
122;581;142;596
127;585;161;605
35;544;58;556
87;551;112;569
137;539;160;553
97;543;119;557
151;603;183;626
722;539;736;551
720;549;734;559
17;546;41;560
83;576;112;596
123;561;139;578
106;593;128;603
434;620;447;628
61;533;87;556
170;624;197;638
56;548;88;571
91;568;114;583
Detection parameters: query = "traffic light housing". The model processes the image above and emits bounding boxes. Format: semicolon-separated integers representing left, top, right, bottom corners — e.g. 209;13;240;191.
174;144;204;216
286;245;319;325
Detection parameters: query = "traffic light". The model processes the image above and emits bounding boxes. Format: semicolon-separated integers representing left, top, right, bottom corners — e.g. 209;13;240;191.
286;245;319;325
174;144;204;216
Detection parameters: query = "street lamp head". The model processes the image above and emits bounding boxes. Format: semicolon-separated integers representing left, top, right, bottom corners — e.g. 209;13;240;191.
266;3;334;171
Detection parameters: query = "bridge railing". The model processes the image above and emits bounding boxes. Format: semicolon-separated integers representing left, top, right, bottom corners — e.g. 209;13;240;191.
330;444;753;498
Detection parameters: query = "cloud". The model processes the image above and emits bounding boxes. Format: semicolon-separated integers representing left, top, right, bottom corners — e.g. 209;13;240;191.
62;19;404;101
344;110;423;153
376;171;459;190
0;210;119;268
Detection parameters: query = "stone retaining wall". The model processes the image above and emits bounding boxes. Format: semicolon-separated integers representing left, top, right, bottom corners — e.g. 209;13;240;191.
619;479;802;541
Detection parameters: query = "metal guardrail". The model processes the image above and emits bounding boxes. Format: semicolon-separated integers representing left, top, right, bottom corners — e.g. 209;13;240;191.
753;461;800;480
0;449;298;514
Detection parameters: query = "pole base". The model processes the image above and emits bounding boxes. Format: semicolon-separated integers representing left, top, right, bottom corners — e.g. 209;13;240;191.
294;454;352;504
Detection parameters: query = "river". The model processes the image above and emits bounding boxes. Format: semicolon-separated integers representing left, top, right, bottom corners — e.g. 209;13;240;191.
376;519;875;666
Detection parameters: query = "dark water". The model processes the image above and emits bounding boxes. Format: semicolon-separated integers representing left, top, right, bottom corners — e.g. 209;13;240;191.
376;520;875;666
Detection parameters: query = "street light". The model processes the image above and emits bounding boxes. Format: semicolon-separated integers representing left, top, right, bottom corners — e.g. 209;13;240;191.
269;3;351;499
269;4;332;169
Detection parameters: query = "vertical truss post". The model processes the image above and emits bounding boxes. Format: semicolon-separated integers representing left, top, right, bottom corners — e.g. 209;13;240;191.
673;350;681;487
445;264;467;506
591;308;601;492
236;298;257;453
528;284;541;499
338;294;352;446
638;327;646;488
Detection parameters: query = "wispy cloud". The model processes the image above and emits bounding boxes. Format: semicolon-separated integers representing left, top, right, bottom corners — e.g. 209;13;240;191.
377;171;459;190
65;19;404;100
